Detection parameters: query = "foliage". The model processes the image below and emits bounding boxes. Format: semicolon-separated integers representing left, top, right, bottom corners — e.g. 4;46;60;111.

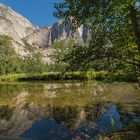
0;35;137;82
45;64;66;72
51;39;76;72
17;72;85;81
22;53;45;74
0;71;136;82
0;35;22;74
23;40;36;52
0;35;46;75
54;0;140;85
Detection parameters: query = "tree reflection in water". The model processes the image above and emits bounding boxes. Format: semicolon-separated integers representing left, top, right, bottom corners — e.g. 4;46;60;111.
0;82;139;140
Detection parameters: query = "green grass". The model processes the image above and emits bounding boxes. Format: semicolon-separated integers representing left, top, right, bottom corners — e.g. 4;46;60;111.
0;74;27;82
0;71;106;82
0;72;85;82
0;71;136;82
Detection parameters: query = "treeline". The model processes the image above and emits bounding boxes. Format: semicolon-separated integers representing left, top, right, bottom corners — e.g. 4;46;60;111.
50;40;137;83
0;35;68;75
0;35;46;75
0;35;137;83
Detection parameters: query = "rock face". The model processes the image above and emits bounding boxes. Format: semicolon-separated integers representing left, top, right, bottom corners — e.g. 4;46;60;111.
25;26;52;48
51;20;90;45
25;19;90;48
0;4;37;39
0;3;38;58
0;3;90;62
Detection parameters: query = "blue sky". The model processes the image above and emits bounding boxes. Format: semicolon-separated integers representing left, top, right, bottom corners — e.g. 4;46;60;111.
0;0;63;27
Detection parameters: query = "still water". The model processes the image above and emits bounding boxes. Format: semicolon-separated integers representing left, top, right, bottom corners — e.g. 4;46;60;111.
0;81;139;140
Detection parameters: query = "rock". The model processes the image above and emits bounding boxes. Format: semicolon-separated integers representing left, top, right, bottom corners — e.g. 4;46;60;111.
25;26;52;48
25;20;90;49
0;3;37;39
0;3;91;63
0;3;38;59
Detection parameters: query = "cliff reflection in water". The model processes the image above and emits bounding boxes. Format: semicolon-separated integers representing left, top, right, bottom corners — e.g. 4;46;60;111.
0;82;139;140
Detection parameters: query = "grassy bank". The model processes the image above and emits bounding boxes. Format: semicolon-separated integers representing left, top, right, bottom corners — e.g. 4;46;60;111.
0;71;136;82
0;72;86;82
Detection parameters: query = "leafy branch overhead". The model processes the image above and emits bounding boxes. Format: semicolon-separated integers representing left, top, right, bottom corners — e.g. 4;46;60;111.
54;0;140;85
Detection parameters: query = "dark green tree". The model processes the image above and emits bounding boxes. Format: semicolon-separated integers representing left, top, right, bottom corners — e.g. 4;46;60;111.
0;35;47;75
50;39;76;72
54;0;140;85
23;53;45;74
0;35;22;74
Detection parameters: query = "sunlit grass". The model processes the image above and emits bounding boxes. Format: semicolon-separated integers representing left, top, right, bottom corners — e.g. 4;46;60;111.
0;71;134;82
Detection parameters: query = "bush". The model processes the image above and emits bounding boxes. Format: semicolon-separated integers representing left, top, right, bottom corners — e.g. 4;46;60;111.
22;53;45;74
63;72;85;80
86;71;96;80
0;35;49;75
0;35;22;75
95;71;109;81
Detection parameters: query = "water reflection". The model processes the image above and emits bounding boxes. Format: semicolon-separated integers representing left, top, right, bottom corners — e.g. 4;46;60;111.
20;105;121;140
0;82;139;140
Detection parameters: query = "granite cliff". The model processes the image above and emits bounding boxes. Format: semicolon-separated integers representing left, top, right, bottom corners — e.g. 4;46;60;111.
0;3;90;63
25;19;90;48
0;3;38;57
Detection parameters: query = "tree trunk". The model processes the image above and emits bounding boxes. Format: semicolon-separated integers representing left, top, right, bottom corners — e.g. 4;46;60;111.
129;5;140;86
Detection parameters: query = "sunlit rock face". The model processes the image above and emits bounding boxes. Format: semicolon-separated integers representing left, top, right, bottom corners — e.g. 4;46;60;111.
0;3;37;39
25;19;90;48
25;26;52;48
51;19;72;45
0;3;90;63
51;20;90;45
0;3;38;58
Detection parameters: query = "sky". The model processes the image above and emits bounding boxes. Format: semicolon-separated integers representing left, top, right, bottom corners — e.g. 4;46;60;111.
0;0;63;28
